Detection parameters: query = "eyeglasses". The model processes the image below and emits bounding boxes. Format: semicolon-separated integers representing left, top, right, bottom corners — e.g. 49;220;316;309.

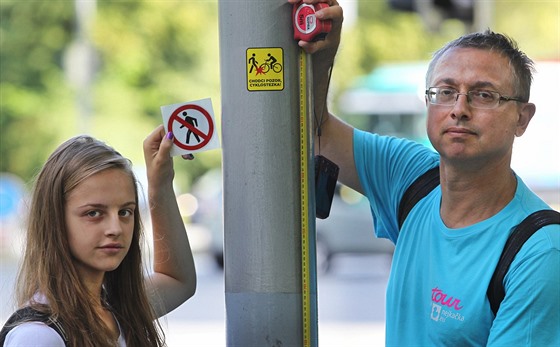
425;87;524;109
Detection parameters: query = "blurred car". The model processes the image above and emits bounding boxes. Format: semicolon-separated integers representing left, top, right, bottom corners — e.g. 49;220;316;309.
315;185;394;272
190;169;394;272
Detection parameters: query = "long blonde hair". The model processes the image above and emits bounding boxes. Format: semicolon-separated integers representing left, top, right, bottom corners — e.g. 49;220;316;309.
16;135;165;346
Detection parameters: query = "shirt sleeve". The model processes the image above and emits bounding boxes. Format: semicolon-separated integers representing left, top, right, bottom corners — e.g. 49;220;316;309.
487;224;560;346
353;129;439;243
4;322;65;347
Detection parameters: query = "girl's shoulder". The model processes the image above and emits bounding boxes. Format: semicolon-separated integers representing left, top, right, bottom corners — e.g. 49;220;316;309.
1;306;67;347
3;322;65;347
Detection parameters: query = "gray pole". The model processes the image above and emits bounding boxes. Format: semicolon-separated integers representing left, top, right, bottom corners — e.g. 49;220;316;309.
218;0;317;346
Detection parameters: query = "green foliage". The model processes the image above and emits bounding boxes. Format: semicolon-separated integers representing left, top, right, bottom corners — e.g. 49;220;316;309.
1;1;221;191
90;0;221;190
0;1;75;181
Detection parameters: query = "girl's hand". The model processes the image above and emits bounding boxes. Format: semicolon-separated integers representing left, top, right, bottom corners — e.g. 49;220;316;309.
143;125;195;188
143;125;174;188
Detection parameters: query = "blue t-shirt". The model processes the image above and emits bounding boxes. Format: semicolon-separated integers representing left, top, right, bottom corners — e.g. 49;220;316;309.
354;129;560;346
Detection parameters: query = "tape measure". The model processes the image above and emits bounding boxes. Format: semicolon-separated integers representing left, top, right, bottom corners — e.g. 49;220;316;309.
293;2;330;345
298;49;313;347
293;1;332;42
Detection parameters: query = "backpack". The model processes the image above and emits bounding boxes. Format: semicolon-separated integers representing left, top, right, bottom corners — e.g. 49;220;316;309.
0;306;68;345
397;165;560;316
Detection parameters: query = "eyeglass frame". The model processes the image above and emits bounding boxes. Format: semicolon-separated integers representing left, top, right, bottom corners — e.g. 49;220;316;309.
425;87;525;109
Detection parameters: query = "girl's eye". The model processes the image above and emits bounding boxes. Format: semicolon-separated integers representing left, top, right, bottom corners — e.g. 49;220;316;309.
119;209;134;217
86;210;101;218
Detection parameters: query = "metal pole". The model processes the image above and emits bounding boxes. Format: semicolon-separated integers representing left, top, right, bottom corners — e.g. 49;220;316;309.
218;0;316;346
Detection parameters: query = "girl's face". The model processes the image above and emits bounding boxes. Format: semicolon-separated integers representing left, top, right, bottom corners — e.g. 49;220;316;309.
65;168;136;283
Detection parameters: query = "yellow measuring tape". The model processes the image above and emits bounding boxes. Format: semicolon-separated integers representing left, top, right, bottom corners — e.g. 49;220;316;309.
299;49;316;347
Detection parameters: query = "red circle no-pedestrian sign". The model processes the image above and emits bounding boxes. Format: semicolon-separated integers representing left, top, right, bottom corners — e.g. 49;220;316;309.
161;98;220;156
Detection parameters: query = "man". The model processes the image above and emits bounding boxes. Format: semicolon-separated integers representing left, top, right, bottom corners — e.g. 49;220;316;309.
289;0;560;345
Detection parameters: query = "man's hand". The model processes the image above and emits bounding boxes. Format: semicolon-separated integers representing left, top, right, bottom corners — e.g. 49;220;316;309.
289;0;343;57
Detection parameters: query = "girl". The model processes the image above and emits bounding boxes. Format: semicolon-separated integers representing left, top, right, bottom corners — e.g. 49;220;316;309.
1;125;197;346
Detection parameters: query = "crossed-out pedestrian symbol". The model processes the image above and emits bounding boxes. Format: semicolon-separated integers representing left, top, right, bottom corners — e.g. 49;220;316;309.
168;104;214;151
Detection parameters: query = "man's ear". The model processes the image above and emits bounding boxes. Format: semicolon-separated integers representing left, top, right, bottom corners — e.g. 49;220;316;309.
515;102;536;137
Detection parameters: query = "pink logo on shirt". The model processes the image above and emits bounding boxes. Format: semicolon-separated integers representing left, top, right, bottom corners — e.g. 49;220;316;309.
432;287;463;310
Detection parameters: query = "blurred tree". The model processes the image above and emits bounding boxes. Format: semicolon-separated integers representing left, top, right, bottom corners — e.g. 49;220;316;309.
90;0;221;190
1;1;221;191
0;2;75;181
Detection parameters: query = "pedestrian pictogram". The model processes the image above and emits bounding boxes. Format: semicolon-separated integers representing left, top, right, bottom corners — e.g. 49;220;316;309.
246;47;284;91
180;111;201;144
160;98;220;156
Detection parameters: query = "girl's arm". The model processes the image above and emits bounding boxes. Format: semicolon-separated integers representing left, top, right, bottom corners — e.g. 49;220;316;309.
143;125;197;317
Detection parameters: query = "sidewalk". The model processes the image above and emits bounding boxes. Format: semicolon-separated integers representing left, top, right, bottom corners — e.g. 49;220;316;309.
163;320;385;346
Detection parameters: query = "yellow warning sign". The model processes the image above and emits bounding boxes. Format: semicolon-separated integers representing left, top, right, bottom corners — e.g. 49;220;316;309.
246;47;284;91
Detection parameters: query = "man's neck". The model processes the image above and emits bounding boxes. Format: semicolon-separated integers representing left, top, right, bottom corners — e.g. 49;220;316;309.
439;163;517;229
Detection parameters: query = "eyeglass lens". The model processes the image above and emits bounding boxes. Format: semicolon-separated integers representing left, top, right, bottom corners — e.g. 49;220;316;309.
428;88;500;109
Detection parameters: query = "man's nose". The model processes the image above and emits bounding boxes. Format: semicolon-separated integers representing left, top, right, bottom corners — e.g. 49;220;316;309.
451;93;472;119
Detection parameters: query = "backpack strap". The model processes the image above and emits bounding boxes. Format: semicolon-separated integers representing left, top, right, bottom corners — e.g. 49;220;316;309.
0;306;68;345
487;209;560;316
397;165;440;228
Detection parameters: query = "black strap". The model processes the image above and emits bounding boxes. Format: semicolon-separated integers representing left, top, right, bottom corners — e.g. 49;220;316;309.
397;165;440;228
0;307;68;345
487;209;560;316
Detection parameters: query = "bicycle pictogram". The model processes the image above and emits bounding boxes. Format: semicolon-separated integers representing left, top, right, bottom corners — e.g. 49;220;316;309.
259;53;283;73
